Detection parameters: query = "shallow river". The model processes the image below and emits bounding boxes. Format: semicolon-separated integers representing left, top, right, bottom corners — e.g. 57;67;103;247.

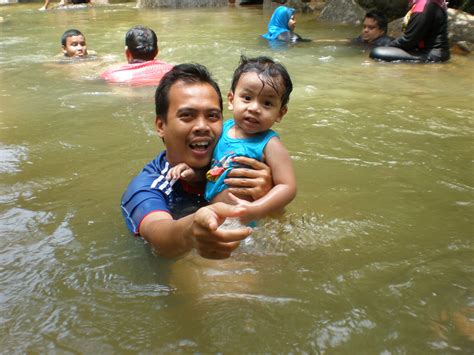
1;3;473;353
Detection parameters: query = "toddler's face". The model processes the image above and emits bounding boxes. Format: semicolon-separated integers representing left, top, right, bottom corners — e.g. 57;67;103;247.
63;35;88;58
228;72;287;136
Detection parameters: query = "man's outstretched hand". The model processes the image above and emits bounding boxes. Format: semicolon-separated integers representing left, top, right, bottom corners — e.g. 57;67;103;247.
192;202;252;259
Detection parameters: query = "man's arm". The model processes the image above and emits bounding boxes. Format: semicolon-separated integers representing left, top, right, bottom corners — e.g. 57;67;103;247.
224;156;273;201
139;203;252;259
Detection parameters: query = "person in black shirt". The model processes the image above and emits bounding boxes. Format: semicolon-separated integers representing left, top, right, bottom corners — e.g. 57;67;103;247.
370;0;450;62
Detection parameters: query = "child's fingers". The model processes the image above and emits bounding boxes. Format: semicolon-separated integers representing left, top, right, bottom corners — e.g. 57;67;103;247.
180;169;193;179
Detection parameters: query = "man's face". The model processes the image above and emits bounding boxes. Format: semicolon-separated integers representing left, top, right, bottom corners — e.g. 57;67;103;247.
155;81;222;170
62;35;88;58
361;17;385;43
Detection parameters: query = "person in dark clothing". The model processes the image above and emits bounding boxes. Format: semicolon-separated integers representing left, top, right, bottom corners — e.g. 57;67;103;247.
370;0;450;62
39;0;90;10
354;10;393;47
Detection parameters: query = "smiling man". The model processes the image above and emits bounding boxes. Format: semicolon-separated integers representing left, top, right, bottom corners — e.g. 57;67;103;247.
121;64;272;260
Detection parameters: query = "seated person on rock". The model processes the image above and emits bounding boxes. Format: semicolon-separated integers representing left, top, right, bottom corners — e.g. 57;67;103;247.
101;25;174;86
262;4;305;43
120;63;274;260
370;0;450;62
353;9;393;47
40;0;91;11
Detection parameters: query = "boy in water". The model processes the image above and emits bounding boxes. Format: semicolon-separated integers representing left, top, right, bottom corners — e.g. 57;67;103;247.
167;56;296;225
61;29;88;58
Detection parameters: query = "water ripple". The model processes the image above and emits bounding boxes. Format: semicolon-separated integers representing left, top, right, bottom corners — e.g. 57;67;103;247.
0;144;28;174
249;213;386;254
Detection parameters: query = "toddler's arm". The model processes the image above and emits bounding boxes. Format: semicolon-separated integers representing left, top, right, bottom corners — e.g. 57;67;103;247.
237;137;296;222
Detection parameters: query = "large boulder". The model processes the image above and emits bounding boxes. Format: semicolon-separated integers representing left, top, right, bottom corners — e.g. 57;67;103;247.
448;8;474;44
319;0;365;25
137;0;228;8
355;0;407;19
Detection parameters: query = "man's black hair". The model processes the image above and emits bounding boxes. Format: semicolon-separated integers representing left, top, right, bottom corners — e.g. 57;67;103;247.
61;29;84;46
125;25;158;62
365;9;389;34
155;63;223;122
230;55;293;107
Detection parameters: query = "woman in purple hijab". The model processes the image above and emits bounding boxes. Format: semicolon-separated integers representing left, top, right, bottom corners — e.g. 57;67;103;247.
370;0;450;62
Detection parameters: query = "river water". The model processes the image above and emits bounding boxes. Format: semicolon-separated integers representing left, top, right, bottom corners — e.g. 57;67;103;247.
1;3;473;353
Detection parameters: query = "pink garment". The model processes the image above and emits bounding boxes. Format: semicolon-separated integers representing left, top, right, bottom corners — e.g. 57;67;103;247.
101;60;174;86
408;0;448;11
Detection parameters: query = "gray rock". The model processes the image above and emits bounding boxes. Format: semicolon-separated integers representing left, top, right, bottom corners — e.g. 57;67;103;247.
319;0;365;25
448;8;474;44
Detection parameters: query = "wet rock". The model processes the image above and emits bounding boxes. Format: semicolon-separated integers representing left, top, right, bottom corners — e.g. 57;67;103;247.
448;8;474;44
319;0;365;25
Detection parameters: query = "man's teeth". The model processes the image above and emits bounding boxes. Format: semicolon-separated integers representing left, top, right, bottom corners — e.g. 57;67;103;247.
191;142;209;149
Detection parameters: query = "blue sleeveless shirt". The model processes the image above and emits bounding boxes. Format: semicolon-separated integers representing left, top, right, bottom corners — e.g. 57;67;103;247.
204;119;278;201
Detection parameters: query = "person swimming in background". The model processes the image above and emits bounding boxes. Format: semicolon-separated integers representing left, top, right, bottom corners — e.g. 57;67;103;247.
353;9;393;47
100;25;174;86
261;5;305;43
61;29;88;58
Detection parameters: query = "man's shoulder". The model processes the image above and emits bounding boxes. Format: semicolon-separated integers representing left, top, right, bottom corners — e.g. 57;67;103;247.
101;60;174;84
373;35;394;47
351;35;364;45
125;152;168;190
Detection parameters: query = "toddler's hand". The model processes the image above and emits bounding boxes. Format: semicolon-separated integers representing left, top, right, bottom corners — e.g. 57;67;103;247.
166;163;196;183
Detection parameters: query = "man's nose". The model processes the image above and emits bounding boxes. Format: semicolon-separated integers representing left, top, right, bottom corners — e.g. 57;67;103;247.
193;115;211;133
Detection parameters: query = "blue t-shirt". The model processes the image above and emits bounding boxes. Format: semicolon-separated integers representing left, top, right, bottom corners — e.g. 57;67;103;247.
121;151;207;235
205;119;278;201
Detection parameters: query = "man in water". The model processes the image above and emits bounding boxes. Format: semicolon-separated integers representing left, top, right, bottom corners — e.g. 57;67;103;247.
121;63;273;259
354;10;393;47
101;25;174;86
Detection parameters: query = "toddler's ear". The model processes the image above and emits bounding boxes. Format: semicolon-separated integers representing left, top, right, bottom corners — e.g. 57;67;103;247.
276;105;288;123
227;91;234;110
